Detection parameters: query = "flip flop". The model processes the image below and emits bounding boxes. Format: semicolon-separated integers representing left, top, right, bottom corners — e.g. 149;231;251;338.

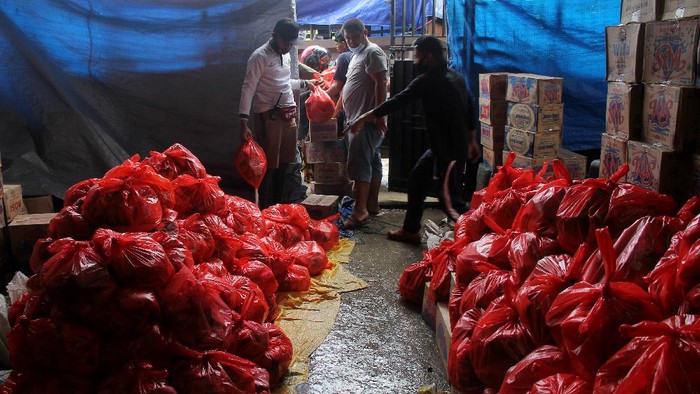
342;214;369;230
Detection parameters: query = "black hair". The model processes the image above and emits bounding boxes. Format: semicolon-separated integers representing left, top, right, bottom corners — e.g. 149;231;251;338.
342;18;365;35
413;35;447;64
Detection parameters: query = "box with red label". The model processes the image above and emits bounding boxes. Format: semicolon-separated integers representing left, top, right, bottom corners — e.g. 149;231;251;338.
303;140;347;164
621;0;662;23
309;119;338;142
642;84;700;151
2;185;27;224
478;73;508;100
643;19;699;86
480;122;505;150
606;24;645;83
312;162;348;184
627;140;688;197
8;213;57;266
482;146;503;171
478;98;507;126
506;74;563;105
605;82;643;139
507;102;563;132
600;133;629;180
557;149;588;180
663;0;700;20
504;126;560;159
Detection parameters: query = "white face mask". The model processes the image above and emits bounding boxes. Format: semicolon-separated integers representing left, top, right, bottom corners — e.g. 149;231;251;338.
348;43;366;54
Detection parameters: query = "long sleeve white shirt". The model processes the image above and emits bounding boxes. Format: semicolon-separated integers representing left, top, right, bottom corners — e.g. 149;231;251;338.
239;41;303;117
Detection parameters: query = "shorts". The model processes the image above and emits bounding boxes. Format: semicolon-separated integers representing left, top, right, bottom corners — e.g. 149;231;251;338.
254;109;298;169
346;123;384;183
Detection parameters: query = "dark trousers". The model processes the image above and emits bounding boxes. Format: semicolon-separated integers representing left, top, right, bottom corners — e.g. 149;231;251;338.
402;149;476;233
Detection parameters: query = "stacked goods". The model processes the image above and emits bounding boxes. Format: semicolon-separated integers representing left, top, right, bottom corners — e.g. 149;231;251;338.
604;1;700;199
399;153;700;393
478;73;508;171
303;120;351;197
1;143;339;392
502;74;584;179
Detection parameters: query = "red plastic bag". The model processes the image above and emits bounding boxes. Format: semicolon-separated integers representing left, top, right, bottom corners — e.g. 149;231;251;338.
398;258;433;305
143;143;207;180
173;350;270;394
83;178;165;232
604;183;677;238
594;315;700;394
262;203;311;229
447;308;486;393
47;204;95;241
176;214;216;263
528;373;592;394
512;179;568;238
252;323;293;387
265;220;307;248
63;178;100;206
308;219;339;251
500;345;574;394
84;288;161;334
234;138;267;189
288;240;329;276
173;174;227;217
545;227;664;380
459;261;516;318
508;232;560;282
429;239;469;302
103;155;176;208
278;264;311;292
97;362;176;394
237;258;279;298
229;319;269;360
93;228;175;290
469;285;537;388
305;84;335;123
151;231;195;272
222;195;267;236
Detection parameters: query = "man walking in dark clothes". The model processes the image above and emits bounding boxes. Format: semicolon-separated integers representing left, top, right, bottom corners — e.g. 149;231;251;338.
347;35;480;244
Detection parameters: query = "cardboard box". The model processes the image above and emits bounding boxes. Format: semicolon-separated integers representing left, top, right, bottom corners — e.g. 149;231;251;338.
8;213;57;266
606;24;645;83
642;84;700;150
621;0;662;23
435;302;452;371
605;82;643;139
643;19;699;86
2;185;27;224
600;133;629;180
23;196;54;214
479;122;505;150
478;98;508;126
557;149;588;180
482;146;503;171
504;126;560;159
627;140;688;195
421;282;437;330
303;140;347;164
311;181;353;197
479;72;508;100
309;119;338;142
506;74;563;105
507;102;563;132
313;162;348;184
301;194;340;220
663;0;700;20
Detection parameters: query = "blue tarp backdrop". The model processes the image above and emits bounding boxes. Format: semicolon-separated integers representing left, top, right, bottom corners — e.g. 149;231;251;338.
1;0;620;198
449;0;620;151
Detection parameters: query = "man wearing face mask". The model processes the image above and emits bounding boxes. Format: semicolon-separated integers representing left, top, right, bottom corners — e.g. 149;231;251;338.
347;35;480;244
239;18;316;208
339;18;389;229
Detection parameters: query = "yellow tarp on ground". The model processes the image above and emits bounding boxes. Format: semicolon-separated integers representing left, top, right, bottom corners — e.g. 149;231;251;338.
274;238;366;393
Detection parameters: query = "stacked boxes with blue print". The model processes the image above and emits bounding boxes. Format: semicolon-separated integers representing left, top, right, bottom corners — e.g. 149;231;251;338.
303;119;352;198
478;73;508;171
604;0;700;199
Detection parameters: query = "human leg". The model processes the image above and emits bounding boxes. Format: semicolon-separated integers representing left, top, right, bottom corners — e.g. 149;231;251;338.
401;149;435;233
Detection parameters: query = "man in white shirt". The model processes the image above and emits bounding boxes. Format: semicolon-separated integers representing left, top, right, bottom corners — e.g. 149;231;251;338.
239;18;315;207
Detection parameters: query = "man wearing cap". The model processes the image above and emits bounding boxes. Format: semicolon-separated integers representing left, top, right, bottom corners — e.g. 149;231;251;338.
347;35;481;244
239;18;316;208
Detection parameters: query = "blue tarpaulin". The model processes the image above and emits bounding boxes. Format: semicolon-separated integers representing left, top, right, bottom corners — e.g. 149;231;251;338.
448;0;620;151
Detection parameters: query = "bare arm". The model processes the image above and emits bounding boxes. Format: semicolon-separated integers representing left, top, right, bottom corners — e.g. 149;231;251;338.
370;69;388;134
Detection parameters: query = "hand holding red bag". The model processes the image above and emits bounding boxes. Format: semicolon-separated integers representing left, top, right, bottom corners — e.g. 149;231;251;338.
234;137;267;189
305;84;335;123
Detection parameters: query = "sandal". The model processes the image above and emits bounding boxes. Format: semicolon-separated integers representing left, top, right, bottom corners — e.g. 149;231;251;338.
342;214;369;230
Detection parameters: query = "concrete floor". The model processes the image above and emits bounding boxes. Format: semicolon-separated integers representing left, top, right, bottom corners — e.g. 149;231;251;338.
299;207;450;394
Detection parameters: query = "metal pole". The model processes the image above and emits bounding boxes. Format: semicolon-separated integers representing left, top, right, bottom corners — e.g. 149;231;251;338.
402;0;407;49
421;0;427;36
411;0;416;36
431;0;436;36
390;0;396;48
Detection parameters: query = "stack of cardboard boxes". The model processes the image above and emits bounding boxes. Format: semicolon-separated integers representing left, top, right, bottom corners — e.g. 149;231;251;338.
301;119;348;219
602;0;700;198
478;73;508;172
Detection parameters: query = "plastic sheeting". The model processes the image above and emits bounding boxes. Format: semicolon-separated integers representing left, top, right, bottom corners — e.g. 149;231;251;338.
0;0;296;197
448;0;619;151
297;0;443;26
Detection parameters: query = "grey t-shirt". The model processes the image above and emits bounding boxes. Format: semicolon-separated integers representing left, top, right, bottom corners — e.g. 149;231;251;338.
341;43;388;123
